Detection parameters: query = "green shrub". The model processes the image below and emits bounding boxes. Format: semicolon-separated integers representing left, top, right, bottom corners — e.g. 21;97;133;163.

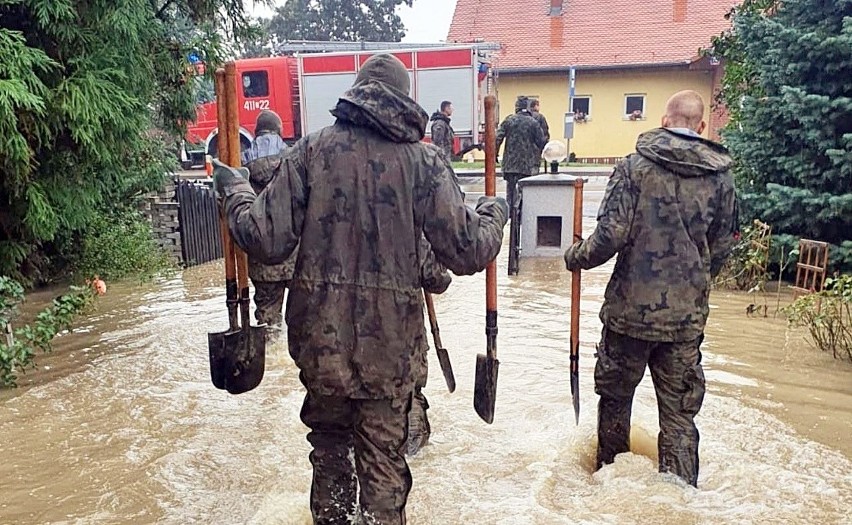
73;210;173;282
784;275;852;362
0;276;97;387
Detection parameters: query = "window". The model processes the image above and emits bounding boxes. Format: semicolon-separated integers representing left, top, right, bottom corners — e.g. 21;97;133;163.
571;96;591;121
242;71;269;98
625;94;646;120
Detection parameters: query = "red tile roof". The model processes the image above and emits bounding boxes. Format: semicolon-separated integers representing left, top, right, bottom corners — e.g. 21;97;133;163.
448;0;736;71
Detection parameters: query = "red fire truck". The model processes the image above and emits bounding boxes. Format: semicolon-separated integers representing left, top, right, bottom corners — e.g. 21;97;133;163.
181;43;497;168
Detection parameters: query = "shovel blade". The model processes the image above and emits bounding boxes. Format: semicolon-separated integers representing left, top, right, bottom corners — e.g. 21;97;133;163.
436;347;456;393
473;353;499;424
571;372;580;425
207;330;232;390
223;325;266;395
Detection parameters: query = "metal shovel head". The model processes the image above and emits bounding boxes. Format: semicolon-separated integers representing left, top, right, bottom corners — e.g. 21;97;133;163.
436;347;456;393
223;325;266;395
473;352;499;424
207;330;232;390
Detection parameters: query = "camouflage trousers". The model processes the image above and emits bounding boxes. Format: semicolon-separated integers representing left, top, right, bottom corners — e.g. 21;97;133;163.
405;387;430;456
595;329;706;487
504;173;525;276
252;280;287;328
300;392;412;525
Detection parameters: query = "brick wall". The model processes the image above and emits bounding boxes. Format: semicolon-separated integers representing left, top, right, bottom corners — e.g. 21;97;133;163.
141;180;183;263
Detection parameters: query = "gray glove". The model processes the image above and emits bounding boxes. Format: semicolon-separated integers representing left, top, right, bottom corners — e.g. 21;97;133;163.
475;196;509;228
212;159;249;198
563;239;584;272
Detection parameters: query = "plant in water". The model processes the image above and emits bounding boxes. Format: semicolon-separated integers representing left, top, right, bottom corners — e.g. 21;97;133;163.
0;276;102;387
783;275;852;362
715;220;772;296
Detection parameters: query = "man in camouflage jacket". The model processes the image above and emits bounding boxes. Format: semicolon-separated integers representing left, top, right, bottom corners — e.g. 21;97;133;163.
563;91;738;487
496;96;547;275
214;54;507;524
429;100;454;161
241;110;296;334
529;98;550;143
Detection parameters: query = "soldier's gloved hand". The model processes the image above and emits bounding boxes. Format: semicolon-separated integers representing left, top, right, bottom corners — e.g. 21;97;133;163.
564;242;582;272
212;159;249;198
475;196;509;228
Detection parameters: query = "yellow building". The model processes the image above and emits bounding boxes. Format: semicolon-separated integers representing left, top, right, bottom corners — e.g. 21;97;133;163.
449;0;733;161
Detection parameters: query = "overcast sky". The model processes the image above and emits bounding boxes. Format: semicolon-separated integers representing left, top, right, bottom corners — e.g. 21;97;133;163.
248;0;459;43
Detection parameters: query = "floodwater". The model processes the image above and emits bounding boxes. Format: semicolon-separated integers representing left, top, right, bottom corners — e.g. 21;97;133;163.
1;179;851;525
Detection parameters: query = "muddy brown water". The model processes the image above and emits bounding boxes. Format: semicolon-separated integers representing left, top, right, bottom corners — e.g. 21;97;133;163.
1;179;850;524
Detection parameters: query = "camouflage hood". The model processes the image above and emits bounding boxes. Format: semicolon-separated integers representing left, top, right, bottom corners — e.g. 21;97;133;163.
331;81;428;143
636;128;732;178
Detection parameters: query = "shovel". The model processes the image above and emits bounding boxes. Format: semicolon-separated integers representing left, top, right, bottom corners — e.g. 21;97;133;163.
208;67;239;390
222;246;266;394
474;95;500;424
206;63;266;394
423;291;456;393
208;211;239;390
569;178;584;424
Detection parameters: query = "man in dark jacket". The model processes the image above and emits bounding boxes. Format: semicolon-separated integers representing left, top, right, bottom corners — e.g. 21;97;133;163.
429;100;454;161
240;110;295;335
496;95;547;275
214;54;507;525
563;90;738;487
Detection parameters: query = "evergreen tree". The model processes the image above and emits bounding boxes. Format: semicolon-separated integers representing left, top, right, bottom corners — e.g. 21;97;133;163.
0;0;255;284
268;0;414;43
719;0;852;271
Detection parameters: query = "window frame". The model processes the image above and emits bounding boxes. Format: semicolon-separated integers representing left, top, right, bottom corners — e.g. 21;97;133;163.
624;93;646;120
570;95;592;121
241;70;270;99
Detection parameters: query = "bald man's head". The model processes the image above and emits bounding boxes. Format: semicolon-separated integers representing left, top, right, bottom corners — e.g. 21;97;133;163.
662;90;706;134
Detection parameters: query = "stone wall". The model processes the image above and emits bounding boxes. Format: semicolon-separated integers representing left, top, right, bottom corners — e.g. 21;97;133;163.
141;180;182;263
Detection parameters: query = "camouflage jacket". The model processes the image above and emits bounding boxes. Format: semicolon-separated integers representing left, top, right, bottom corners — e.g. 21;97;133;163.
241;132;297;282
221;80;507;398
532;111;550;143
429;112;454;161
564;128;738;342
496;110;547;177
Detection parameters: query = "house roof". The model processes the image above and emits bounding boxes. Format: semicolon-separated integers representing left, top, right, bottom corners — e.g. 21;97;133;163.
447;0;736;71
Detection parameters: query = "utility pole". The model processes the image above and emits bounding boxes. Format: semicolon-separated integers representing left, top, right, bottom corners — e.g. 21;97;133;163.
564;67;576;161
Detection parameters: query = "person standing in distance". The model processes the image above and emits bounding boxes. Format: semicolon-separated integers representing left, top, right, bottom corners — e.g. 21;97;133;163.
496;95;547;275
214;54;508;524
563;90;738;487
430;100;455;161
240;109;296;338
529;98;550;143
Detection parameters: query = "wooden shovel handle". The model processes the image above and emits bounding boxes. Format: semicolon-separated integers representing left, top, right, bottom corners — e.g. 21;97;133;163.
214;68;236;283
484;95;498;312
223;61;252;328
570;179;584;373
423;291;443;349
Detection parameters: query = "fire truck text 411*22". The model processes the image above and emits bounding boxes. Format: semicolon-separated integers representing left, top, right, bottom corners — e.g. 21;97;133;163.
181;43;499;169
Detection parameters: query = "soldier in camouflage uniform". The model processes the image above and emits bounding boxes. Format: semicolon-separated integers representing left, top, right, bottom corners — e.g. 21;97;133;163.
429;100;455;162
214;54;507;524
496;96;547;275
240;110;295;334
563;91;738;487
529;98;550;143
